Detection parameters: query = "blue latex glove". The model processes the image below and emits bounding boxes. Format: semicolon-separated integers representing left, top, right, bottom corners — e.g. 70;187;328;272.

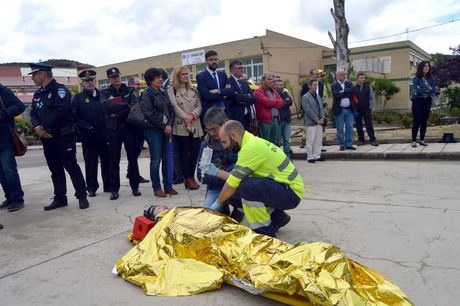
202;163;219;176
209;199;224;211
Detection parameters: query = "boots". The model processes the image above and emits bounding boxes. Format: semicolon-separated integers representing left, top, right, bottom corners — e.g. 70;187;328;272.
184;178;199;190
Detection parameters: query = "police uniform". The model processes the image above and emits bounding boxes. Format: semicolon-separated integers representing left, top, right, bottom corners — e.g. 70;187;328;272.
29;63;89;210
100;67;140;200
226;131;304;236
72;70;111;196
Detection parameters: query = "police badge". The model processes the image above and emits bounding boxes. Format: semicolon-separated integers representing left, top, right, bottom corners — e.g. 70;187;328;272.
58;88;67;99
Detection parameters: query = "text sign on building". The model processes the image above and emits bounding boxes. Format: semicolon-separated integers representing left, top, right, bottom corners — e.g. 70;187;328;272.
181;50;205;65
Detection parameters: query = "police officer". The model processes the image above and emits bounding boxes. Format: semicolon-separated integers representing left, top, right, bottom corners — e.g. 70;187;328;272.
29;63;89;210
101;67;141;200
72;70;111;197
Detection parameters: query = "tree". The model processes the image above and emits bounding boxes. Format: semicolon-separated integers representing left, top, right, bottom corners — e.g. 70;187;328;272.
328;0;350;77
431;45;460;88
366;77;400;112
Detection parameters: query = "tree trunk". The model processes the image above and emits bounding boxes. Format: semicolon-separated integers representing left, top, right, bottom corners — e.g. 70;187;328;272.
328;0;350;78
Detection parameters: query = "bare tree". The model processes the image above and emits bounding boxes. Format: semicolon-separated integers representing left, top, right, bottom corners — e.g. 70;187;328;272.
328;0;351;78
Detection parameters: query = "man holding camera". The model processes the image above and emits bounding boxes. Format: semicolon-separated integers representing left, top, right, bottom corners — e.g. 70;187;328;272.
301;79;326;163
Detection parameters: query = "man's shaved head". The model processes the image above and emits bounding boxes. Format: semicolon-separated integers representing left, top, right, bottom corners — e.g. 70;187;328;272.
219;120;245;153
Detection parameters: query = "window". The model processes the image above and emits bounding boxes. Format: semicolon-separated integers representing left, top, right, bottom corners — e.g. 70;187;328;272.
352;56;391;74
99;79;110;90
121;75;137;86
241;56;263;82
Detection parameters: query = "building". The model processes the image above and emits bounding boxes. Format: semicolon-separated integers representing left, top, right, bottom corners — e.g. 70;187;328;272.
91;29;431;112
0;66;79;115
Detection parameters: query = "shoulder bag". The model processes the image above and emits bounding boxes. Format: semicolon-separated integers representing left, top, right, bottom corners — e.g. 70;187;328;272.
0;94;27;156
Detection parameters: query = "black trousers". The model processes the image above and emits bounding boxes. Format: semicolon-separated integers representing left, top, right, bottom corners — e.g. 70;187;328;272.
107;126;140;192
174;134;201;179
126;125;144;179
42;135;87;201
82;140;111;193
355;108;376;142
412;97;432;142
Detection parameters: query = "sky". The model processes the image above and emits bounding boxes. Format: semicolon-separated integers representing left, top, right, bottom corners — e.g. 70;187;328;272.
0;0;459;67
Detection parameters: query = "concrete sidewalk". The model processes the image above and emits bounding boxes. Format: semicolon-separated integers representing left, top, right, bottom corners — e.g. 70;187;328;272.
292;142;460;160
1;158;459;305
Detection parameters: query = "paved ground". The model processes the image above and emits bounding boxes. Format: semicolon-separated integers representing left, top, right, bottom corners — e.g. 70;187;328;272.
0;155;459;306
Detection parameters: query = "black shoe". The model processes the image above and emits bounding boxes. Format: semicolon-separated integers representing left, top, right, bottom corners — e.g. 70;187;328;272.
110;192;119;200
371;140;379;146
0;224;3;230
173;177;184;185
357;141;365;146
79;198;90;209
321;148;327;152
44;200;68;211
88;191;96;197
315;157;326;162
0;200;11;209
132;190;141;197
419;141;428;146
139;176;150;183
8;201;24;212
346;146;356;150
300;144;305;148
308;159;316;163
229;209;244;223
340;146;346;151
273;214;291;231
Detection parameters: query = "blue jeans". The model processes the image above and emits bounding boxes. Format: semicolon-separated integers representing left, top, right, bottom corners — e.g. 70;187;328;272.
144;129;171;190
335;108;354;147
280;121;291;156
0;147;24;202
204;188;220;209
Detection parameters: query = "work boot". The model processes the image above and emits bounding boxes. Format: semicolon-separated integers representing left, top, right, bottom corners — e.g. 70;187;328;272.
272;211;291;231
7;201;24;212
0;200;11;210
44;199;68;211
79;198;90;209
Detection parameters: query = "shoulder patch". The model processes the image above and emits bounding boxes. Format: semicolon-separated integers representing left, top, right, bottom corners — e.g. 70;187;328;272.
57;88;67;99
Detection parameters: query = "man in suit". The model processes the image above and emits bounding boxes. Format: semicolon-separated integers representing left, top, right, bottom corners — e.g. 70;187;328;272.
353;72;378;146
302;79;326;163
332;70;356;151
196;50;232;125
300;69;324;148
225;60;255;130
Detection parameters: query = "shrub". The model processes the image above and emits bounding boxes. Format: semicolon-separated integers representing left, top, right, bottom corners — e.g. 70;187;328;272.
428;113;441;125
15;120;35;137
399;113;412;128
447;107;460;117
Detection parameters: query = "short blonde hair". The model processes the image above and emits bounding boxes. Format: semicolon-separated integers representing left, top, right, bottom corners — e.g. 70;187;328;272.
172;66;191;91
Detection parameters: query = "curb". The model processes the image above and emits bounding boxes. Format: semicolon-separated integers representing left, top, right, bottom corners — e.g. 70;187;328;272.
291;151;460;161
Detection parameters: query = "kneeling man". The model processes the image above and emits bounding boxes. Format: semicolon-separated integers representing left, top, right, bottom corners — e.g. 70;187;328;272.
203;120;304;237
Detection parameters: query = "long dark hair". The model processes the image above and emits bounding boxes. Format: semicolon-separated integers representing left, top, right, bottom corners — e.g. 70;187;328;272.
416;61;431;78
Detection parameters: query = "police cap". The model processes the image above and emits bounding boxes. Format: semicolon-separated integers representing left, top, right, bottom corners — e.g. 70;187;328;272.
78;69;97;80
28;63;53;75
106;67;121;78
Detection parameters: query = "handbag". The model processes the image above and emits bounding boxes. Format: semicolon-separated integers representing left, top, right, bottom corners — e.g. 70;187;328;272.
127;101;153;129
0;94;27;156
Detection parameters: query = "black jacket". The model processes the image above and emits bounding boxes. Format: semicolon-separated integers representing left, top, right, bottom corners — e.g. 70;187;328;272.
277;88;293;123
331;80;355;117
71;88;107;142
225;76;255;124
30;79;75;137
0;85;25;150
139;87;174;130
101;83;134;130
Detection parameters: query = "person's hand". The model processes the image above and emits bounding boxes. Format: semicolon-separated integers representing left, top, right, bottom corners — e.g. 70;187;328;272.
317;118;324;125
209;89;219;94
34;126;46;138
209;199;223;211
185;113;194;124
42;132;53;139
164;125;172;135
202;163;219;176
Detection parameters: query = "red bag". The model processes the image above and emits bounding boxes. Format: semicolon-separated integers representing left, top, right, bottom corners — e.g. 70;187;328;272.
352;94;359;105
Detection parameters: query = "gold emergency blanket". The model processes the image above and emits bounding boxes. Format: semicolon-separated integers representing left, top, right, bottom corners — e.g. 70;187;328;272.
116;207;412;305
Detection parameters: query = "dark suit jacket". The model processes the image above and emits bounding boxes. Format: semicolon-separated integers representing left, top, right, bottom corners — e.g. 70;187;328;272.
331;80;354;116
196;70;231;118
225;75;255;125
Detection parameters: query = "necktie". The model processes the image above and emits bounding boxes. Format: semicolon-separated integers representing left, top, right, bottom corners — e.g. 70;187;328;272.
236;79;242;92
212;72;219;89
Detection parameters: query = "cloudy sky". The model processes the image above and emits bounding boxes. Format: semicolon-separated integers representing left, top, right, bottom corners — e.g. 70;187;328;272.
1;0;459;66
